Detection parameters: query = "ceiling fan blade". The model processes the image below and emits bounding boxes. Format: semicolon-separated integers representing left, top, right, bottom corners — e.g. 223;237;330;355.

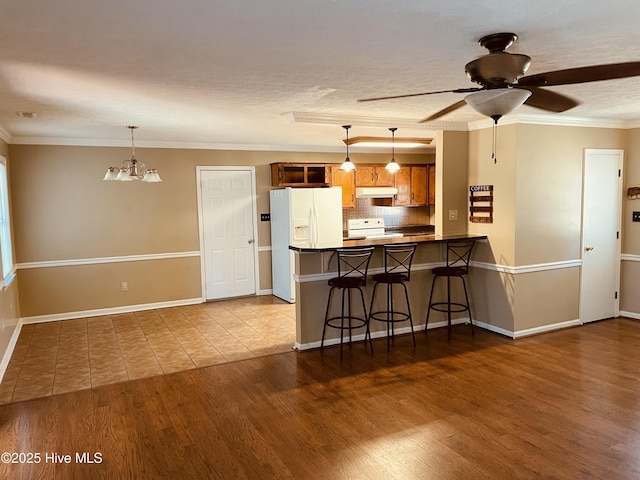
418;100;468;122
522;86;580;113
518;62;640;87
358;87;481;102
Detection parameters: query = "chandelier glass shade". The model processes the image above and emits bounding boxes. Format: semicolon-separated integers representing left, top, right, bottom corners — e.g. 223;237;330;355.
103;126;162;182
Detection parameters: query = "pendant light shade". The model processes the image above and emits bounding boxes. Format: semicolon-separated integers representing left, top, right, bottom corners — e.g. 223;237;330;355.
340;125;356;171
103;126;162;182
385;127;400;173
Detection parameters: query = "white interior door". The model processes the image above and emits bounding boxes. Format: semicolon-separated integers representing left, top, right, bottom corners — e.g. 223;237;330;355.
580;149;622;323
199;168;257;300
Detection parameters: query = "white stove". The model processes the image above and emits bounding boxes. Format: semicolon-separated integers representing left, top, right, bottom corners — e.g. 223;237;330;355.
346;218;404;240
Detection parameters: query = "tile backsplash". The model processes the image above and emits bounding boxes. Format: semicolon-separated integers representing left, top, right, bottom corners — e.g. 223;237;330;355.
342;198;433;228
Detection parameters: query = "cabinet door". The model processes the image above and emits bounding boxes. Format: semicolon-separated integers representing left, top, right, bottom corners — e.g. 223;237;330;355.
428;165;436;205
374;166;395;186
355;166;376;186
331;166;356;209
394;167;411;206
410;166;428;206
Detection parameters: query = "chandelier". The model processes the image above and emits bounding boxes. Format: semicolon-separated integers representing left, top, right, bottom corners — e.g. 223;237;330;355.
103;126;162;182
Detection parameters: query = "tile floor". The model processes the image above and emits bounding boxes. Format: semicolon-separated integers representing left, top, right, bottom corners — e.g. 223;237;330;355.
0;296;296;404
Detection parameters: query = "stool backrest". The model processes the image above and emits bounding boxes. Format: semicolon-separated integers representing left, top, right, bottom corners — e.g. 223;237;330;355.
445;239;476;273
336;247;375;281
383;243;418;280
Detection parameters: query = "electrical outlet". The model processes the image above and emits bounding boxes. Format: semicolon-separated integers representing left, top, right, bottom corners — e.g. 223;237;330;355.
449;209;459;221
121;281;128;292
633;211;640;222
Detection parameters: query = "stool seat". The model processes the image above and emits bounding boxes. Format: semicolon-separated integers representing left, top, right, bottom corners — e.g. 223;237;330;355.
371;272;409;284
431;266;467;277
425;239;476;339
328;276;366;288
368;243;418;351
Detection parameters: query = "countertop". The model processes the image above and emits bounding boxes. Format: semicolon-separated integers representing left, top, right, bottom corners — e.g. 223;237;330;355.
289;233;487;252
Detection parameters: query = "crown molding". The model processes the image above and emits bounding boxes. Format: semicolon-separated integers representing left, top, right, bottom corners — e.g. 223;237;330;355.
468;113;637;131
9;136;354;153
0;123;11;144
282;111;468;131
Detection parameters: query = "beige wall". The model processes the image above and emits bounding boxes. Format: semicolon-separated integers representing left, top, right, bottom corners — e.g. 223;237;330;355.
468;122;628;333
8;144;431;318
436;130;469;235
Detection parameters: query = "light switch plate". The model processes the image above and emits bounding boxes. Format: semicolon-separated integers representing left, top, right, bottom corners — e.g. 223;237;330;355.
633;211;640;222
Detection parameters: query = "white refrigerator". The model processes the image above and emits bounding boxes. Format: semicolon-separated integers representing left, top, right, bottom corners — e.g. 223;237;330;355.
270;187;343;303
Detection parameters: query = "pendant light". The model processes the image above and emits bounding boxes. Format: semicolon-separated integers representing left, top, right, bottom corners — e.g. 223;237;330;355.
385;127;400;173
103;126;162;182
339;125;356;172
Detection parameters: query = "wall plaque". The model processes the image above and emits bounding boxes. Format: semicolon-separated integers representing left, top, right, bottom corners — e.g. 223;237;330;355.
469;185;493;223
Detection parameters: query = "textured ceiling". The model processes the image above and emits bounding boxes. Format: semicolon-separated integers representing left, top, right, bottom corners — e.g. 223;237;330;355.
1;0;640;150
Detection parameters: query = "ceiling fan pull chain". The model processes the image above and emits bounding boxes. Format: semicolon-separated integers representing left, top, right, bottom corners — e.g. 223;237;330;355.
491;115;501;164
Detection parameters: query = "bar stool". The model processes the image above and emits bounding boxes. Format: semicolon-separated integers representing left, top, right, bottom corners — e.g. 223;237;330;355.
321;247;375;358
425;239;476;339
368;243;418;351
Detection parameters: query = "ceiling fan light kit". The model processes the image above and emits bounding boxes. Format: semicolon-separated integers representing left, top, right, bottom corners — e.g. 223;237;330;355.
464;88;532;121
103;126;162;182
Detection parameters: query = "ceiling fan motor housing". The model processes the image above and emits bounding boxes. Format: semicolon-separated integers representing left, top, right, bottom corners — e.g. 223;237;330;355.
465;53;531;87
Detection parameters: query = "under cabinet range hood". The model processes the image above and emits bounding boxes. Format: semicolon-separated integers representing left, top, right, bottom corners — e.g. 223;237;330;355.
355;187;398;198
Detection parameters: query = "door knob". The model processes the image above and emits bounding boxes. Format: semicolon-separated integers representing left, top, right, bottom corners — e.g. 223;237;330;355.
248;239;255;244
585;246;594;251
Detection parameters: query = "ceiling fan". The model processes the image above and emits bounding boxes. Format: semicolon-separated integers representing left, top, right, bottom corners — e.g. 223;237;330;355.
358;32;640;123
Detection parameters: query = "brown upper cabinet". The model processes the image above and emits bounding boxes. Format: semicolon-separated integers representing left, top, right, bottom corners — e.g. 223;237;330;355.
354;166;395;187
428;164;435;205
271;163;330;187
394;166;428;207
330;165;356;209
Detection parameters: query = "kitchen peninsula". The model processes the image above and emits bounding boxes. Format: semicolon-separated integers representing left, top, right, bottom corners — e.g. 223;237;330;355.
289;233;487;350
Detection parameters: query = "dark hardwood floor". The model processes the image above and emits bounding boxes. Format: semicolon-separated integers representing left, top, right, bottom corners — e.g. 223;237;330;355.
1;318;640;479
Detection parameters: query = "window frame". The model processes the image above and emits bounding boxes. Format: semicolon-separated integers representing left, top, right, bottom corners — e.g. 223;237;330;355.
0;155;15;288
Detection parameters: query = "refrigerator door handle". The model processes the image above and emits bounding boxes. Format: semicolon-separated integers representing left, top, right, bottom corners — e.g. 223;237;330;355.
309;204;318;246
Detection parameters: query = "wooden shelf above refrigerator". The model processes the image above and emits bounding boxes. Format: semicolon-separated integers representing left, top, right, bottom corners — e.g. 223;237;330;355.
271;163;330;187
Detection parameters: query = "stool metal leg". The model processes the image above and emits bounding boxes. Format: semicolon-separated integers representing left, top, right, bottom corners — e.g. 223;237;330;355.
401;282;416;346
387;284;393;351
357;286;373;354
425;276;437;334
446;276;452;340
461;276;474;336
322;286;336;350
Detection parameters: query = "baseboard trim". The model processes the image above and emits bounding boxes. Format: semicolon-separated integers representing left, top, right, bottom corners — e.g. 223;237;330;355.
0;321;23;383
20;298;204;325
513;319;582;338
620;311;640;320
